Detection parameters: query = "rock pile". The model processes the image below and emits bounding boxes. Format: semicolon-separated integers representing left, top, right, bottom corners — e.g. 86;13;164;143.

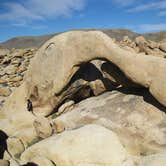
0;48;37;107
119;35;166;57
0;31;166;166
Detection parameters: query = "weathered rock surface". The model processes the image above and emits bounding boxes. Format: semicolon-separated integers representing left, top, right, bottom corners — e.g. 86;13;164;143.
139;152;166;166
20;124;134;166
33;116;53;139
0;160;9;166
26;31;166;116
120;35;166;58
0;30;166;166
0;87;11;97
53;90;166;155
160;42;166;52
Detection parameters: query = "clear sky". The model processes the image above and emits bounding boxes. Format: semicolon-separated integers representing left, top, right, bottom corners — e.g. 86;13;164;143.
0;0;166;42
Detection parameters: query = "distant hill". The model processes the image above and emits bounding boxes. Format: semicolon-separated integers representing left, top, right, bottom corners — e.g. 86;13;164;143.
0;29;165;49
143;31;166;42
0;34;55;49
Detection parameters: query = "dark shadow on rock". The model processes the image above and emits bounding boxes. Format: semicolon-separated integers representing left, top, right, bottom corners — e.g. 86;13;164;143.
101;61;141;88
70;62;103;83
61;61;118;95
22;161;56;166
22;162;38;166
0;130;8;159
50;62;116;115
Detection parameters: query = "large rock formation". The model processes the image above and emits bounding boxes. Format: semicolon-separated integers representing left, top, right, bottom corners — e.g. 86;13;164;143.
25;31;166;115
1;31;166;118
52;90;166;155
0;30;166;165
20;124;134;166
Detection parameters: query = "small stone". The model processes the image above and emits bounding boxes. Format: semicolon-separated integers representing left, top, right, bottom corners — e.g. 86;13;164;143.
18;65;27;73
8;75;23;83
135;36;147;45
90;79;106;96
4;65;17;75
2;57;11;65
7;137;25;159
10;50;24;58
10;82;21;87
148;41;159;49
0;49;10;57
33;117;53;139
11;59;22;65
57;100;75;115
0;87;11;97
123;36;132;44
0;69;5;76
0;77;8;84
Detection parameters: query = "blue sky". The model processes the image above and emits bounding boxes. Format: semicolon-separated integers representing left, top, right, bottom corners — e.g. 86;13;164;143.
0;0;166;42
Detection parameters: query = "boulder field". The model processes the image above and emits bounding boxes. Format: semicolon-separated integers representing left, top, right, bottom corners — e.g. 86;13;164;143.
0;31;166;166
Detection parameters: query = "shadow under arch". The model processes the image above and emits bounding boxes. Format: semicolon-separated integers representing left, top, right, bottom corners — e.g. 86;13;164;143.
22;163;38;166
0;130;8;159
101;61;166;113
50;59;166;115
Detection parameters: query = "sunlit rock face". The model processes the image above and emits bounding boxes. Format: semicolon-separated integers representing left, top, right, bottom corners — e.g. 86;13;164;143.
0;30;166;166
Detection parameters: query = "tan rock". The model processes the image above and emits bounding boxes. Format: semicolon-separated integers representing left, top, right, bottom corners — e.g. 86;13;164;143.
10;49;24;58
135;36;147;46
7;137;25;159
56;100;75;115
0;49;10;56
148;40;159;49
33;116;53;139
11;59;22;65
0;160;9;166
3;150;11;161
2;57;11;65
135;36;148;53
139;152;166;166
25;31;166;116
6;126;39;160
29;156;55;166
0;31;166;158
1;30;166;117
0;87;11;97
0;109;36;136
160;42;166;52
4;65;17;75
53;91;166;155
0;69;5;76
89;79;106;95
8;158;19;166
10;82;21;87
17;65;27;73
20;124;134;166
8;75;23;83
0;78;8;84
122;46;136;53
123;36;132;43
